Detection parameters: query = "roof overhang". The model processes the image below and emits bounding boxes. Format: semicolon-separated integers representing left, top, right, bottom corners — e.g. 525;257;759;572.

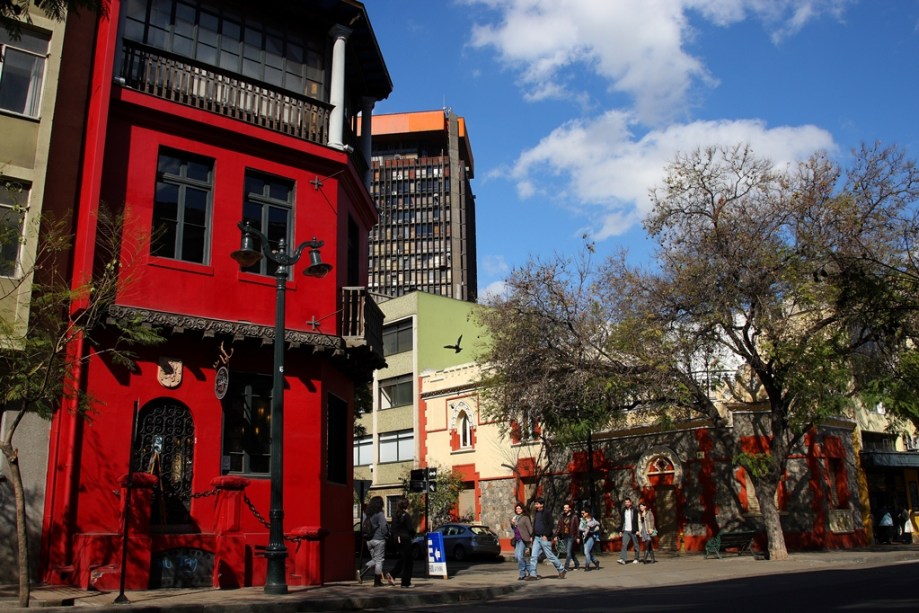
860;451;919;469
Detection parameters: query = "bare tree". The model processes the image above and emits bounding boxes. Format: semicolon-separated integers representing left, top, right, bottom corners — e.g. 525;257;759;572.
0;204;162;607
478;143;919;561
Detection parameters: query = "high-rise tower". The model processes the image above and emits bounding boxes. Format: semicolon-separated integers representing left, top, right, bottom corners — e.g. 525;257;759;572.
368;109;477;302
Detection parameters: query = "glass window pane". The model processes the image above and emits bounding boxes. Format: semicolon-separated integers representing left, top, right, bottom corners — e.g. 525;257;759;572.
0;205;22;276
186;158;211;183
158;153;182;176
181;222;206;263
0;48;44;116
267;179;290;203
222;19;240;42
183;187;208;225
266;205;288;243
199;12;219;44
149;0;171;28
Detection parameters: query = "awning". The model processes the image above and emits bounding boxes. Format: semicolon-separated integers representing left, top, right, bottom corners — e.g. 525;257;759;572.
860;451;919;469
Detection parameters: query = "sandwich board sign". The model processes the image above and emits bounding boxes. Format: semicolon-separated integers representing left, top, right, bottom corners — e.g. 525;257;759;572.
425;531;448;578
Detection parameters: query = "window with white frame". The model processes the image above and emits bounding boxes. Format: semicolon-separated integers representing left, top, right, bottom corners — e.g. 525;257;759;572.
353;434;372;466
378;429;413;463
0;27;49;118
458;411;472;449
0;181;28;277
379;374;412;410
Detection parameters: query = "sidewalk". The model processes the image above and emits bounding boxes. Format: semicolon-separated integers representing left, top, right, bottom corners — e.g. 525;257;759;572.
4;545;918;612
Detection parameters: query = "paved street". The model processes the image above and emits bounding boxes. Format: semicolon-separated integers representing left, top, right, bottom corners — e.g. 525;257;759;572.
3;546;917;612
401;558;919;612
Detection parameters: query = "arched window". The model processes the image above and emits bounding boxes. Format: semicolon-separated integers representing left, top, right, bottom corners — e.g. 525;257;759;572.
458;411;472;448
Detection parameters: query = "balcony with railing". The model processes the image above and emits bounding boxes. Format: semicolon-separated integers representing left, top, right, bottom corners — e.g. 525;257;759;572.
119;39;332;146
341;286;385;372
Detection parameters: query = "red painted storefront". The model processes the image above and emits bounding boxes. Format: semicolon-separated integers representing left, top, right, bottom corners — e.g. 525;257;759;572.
40;0;390;590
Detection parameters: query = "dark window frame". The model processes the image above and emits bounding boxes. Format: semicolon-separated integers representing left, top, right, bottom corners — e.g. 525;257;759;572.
382;318;413;356
380;374;413;410
151;148;214;264
241;169;294;277
221;371;273;476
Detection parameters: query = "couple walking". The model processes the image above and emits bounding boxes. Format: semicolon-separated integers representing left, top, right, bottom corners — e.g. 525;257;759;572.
511;498;567;581
617;497;657;564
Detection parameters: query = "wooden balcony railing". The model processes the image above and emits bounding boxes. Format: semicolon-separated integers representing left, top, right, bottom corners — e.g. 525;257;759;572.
120;40;331;146
341;286;383;356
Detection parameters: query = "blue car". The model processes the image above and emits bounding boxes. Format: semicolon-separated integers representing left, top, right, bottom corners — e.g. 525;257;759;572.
412;523;502;561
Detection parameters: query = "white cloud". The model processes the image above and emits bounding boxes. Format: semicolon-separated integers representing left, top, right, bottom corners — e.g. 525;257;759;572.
509;112;836;239
478;279;508;304
467;0;852;123
482;254;510;277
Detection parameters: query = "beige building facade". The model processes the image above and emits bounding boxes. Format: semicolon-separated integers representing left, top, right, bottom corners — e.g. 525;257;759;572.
0;9;71;583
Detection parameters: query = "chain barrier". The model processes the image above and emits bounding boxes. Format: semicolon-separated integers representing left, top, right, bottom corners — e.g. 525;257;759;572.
242;493;305;544
190;487;219;499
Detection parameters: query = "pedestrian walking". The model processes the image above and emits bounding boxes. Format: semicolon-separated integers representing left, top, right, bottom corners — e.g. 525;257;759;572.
358;495;389;586
617;496;641;564
638;501;657;563
387;499;416;587
528;498;567;580
555;502;581;571
580;509;601;571
900;508;913;544
511;502;533;580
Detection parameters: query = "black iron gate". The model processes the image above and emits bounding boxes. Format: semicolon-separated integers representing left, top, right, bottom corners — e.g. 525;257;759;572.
133;399;195;527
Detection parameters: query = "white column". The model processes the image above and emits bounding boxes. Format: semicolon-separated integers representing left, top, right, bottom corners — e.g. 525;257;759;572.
360;97;375;189
327;25;352;150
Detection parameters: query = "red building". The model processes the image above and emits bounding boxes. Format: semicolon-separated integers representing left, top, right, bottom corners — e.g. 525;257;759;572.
40;0;390;590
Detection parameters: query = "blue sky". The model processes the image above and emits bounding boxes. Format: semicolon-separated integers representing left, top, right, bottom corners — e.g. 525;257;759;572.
365;0;919;299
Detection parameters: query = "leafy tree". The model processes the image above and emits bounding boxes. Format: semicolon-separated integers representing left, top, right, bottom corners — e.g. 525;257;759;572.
1;0;106;38
479;143;919;561
0;203;162;607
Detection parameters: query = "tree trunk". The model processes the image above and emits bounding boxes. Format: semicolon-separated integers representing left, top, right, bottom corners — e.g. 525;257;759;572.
0;439;31;608
755;480;788;561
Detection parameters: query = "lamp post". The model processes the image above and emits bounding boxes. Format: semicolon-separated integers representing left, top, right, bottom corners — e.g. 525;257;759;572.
230;220;332;594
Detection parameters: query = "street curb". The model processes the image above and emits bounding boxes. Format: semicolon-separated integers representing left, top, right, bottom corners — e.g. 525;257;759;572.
3;583;524;612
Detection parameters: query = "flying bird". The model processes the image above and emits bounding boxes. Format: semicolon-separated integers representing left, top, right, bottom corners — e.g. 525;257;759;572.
444;335;463;353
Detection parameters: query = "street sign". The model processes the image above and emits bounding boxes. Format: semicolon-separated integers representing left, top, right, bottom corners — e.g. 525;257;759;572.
425;531;448;578
426;467;438;479
409;479;425;492
410;468;425;481
427;480;437;493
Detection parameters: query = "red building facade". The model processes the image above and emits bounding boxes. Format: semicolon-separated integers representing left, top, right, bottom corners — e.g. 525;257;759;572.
40;0;390;590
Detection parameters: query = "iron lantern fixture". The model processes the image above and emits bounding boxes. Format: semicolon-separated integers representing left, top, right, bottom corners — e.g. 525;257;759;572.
230;220;332;594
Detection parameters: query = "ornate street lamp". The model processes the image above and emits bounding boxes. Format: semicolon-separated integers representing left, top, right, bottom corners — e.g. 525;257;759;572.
230;220;332;594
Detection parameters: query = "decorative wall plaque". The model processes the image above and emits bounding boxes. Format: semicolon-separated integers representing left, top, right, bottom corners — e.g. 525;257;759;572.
214;366;229;400
157;357;183;388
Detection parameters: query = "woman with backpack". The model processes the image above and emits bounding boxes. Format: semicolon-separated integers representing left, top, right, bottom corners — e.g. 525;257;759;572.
359;496;389;586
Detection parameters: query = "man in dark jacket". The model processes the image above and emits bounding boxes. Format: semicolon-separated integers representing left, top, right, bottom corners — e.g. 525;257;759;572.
527;498;567;580
617;497;640;564
555;502;581;571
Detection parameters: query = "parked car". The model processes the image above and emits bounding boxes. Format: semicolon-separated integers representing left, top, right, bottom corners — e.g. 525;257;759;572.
411;523;502;561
